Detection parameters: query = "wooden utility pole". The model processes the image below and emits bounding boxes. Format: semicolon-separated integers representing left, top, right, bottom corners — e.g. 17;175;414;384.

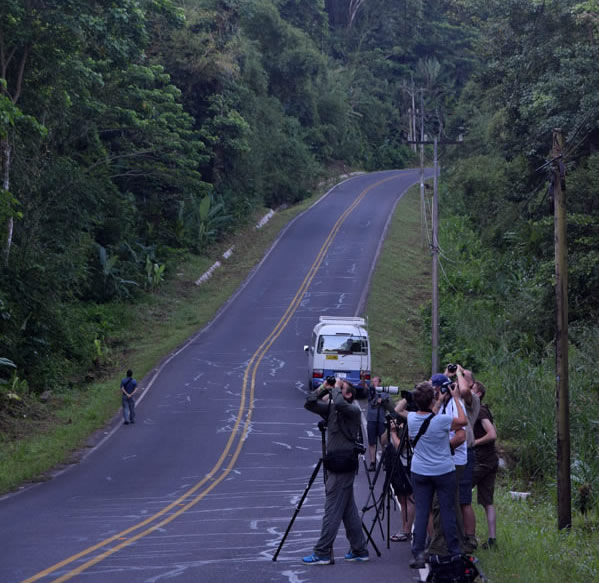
552;128;571;530
419;92;426;248
420;141;426;248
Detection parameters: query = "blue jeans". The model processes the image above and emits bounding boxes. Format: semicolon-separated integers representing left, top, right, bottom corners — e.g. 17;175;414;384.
122;396;135;423
411;470;460;557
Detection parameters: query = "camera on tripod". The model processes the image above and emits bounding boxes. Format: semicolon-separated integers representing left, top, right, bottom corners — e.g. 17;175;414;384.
375;385;399;395
354;441;367;455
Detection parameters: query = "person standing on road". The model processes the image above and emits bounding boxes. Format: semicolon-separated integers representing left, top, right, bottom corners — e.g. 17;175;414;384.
121;369;138;425
302;378;369;565
366;375;392;471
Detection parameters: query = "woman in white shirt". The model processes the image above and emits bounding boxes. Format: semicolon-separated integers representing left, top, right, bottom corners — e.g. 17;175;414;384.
406;381;467;568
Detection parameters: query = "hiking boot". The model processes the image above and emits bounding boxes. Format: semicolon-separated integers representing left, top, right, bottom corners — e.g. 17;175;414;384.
463;535;478;553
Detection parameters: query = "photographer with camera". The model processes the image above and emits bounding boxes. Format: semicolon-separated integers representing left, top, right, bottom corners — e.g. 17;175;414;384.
366;375;397;471
408;380;467;569
386;415;416;543
302;377;369;565
427;366;480;559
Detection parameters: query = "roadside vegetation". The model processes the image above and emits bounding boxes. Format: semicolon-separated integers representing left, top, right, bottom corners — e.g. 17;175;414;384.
0;189;325;493
367;186;599;581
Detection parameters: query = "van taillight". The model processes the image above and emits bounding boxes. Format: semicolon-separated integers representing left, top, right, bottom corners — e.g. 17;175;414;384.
313;370;324;379
361;370;371;381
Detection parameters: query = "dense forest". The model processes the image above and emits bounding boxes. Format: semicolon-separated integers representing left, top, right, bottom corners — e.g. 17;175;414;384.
1;1;598;511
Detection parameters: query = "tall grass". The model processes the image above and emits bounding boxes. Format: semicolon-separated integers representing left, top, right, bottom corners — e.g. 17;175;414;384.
474;489;599;582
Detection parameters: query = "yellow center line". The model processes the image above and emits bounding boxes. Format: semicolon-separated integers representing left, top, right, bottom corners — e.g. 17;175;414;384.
21;173;401;583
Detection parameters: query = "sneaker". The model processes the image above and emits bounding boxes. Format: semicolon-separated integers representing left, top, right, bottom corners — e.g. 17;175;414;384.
130;419;135;424
302;554;331;565
409;553;427;569
481;537;497;550
123;421;129;425
344;551;369;562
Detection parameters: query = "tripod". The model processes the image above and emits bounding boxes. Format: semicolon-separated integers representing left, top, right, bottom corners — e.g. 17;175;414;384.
272;420;335;562
362;416;413;549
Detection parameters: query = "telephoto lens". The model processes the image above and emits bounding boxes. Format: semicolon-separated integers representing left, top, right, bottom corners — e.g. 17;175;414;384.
375;385;399;395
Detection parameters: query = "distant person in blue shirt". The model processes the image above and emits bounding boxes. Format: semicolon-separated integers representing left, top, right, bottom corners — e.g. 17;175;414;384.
407;380;467;569
120;369;138;425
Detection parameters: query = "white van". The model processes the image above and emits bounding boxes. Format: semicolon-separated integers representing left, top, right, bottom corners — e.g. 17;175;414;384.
304;316;371;396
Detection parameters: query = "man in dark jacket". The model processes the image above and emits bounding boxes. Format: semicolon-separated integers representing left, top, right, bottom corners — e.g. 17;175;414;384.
302;378;368;565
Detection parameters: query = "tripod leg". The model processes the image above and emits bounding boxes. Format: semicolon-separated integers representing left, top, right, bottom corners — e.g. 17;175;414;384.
362;520;382;556
272;459;323;562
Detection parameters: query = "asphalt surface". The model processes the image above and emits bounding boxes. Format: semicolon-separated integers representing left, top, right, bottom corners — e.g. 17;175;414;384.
0;169;434;583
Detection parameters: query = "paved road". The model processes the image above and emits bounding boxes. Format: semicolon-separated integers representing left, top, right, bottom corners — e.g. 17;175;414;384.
0;169;432;583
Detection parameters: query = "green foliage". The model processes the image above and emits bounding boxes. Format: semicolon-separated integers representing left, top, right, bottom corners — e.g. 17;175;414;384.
433;208;599;512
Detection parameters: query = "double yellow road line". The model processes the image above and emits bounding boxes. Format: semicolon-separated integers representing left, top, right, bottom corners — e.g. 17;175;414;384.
21;174;401;583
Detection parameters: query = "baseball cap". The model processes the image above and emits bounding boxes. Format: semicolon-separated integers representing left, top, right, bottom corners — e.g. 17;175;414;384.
431;373;451;387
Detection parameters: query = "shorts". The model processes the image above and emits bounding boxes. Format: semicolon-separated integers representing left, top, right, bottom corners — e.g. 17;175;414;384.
473;457;498;507
458;448;475;505
367;420;386;446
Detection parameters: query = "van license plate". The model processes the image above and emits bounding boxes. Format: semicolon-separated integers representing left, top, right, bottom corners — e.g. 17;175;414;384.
336;372;346;378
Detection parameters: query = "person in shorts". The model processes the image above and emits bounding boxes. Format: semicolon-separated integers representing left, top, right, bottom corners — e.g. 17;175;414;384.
472;381;499;549
387;416;415;542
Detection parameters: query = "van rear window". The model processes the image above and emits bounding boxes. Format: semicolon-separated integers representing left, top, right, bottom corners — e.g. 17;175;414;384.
317;335;368;355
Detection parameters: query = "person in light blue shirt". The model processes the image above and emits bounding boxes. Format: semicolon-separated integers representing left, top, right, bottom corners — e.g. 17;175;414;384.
406;381;467;569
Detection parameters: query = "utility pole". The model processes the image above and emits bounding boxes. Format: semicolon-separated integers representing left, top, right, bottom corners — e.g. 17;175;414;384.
420;140;426;248
409;136;462;376
419;91;426;248
552;128;571;530
431;136;439;374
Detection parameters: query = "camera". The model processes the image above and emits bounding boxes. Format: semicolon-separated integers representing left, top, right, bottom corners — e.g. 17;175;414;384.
325;375;336;385
439;381;454;395
447;363;457;373
400;389;418;412
354;441;367;455
375;385;399;395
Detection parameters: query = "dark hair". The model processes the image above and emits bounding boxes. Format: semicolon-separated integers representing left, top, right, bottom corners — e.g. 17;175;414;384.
472;380;486;400
342;381;356;399
126;369;133;377
413;381;434;410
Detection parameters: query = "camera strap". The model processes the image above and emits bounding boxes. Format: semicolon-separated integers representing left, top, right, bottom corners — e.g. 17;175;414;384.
411;413;435;449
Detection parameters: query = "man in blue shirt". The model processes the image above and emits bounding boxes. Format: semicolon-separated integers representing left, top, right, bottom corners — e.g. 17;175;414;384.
120;369;138;425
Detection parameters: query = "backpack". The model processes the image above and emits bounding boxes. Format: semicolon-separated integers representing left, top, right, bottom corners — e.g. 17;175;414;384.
426;554;483;583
